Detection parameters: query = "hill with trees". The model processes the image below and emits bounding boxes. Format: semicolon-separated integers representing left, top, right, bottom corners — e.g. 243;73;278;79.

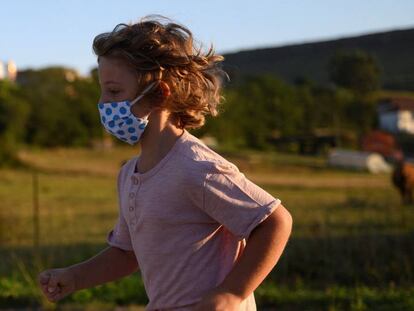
223;28;414;91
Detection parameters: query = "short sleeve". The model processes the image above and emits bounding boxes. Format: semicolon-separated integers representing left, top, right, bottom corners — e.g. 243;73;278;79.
106;166;134;251
202;162;281;240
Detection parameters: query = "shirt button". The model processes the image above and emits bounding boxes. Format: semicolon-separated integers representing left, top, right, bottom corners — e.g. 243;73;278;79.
129;192;135;199
133;178;139;185
129;206;134;211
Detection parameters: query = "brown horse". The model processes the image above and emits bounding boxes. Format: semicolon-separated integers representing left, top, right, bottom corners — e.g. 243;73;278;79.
392;151;414;205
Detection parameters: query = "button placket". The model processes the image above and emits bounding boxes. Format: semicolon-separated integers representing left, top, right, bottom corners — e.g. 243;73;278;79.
129;175;140;226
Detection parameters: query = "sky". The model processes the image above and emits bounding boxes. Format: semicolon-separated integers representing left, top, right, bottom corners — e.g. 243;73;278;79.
1;0;413;76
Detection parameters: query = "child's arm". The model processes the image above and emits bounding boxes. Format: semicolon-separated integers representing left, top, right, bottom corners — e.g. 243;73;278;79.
38;246;138;302
194;203;293;310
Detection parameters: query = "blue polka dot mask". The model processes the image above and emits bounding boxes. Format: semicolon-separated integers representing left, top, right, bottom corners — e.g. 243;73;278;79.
97;82;157;145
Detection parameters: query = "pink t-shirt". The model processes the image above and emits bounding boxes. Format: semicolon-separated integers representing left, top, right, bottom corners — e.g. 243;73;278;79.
106;129;282;311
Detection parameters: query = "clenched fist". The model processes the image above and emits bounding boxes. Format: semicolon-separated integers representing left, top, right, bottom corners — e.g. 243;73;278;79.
38;268;77;302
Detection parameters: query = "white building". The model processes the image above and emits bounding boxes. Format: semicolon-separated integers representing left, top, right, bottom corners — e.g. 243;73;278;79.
0;60;17;82
378;97;414;135
0;60;5;80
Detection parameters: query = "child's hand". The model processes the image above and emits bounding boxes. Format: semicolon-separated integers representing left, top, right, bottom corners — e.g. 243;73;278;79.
193;289;242;311
37;268;76;303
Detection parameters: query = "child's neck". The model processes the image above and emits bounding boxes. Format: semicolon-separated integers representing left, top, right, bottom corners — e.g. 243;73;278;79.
136;113;183;174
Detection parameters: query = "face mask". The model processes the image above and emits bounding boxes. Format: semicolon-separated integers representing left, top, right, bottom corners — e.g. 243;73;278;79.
97;82;157;145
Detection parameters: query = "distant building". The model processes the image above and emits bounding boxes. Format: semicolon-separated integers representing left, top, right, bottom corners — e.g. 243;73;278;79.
0;60;17;82
377;97;414;135
0;61;4;79
7;60;17;81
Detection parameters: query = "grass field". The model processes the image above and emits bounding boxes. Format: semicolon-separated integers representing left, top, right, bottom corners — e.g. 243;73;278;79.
0;145;413;310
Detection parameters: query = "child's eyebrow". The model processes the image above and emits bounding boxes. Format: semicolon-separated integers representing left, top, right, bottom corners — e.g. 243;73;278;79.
104;81;121;85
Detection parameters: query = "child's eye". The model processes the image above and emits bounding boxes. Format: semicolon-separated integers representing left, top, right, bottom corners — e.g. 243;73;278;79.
107;90;121;97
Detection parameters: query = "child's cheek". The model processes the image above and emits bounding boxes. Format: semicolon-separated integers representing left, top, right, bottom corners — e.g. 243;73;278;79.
131;104;151;119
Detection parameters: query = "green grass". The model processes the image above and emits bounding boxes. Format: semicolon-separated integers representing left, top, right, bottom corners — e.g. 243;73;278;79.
0;146;413;310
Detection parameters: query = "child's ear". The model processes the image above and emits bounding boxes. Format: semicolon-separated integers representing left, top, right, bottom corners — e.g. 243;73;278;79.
158;81;171;98
151;81;171;108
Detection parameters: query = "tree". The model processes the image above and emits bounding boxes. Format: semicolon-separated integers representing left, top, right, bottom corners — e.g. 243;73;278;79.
329;50;381;95
0;80;30;166
199;75;301;150
329;50;381;137
17;67;102;147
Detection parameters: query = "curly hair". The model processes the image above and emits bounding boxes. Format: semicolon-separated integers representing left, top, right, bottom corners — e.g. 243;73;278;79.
92;15;228;129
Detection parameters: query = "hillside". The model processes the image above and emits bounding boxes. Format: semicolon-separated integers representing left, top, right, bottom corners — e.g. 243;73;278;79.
223;28;414;90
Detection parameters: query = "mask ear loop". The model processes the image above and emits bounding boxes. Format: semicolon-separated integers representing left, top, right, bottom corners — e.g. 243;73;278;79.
130;81;158;106
130;81;160;121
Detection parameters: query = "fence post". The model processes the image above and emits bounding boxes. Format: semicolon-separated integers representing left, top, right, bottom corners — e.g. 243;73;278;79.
32;169;40;255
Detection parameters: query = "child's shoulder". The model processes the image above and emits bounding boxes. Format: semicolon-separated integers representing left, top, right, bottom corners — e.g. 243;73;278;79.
178;131;240;176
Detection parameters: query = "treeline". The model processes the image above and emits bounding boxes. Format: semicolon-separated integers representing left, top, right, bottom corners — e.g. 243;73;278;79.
0;50;382;165
0;67;103;165
197;49;381;150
